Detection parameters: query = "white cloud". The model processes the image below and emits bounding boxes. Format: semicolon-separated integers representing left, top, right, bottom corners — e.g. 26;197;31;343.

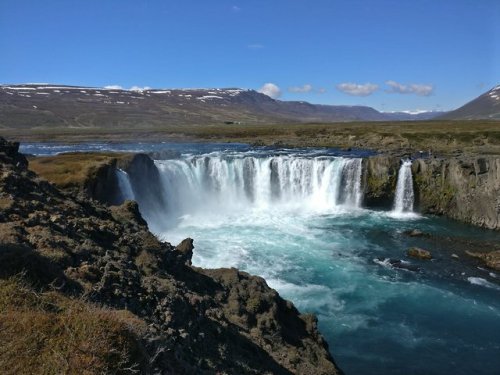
104;85;123;90
336;82;379;96
385;80;434;96
317;87;327;94
258;83;281;99
129;86;152;92
288;84;313;93
232;5;241;12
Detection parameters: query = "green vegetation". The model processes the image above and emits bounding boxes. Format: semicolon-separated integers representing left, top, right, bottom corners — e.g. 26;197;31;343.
5;120;500;156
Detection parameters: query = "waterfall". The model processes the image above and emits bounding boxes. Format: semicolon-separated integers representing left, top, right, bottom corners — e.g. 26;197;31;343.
393;160;414;213
116;169;135;201
339;158;363;207
154;155;364;217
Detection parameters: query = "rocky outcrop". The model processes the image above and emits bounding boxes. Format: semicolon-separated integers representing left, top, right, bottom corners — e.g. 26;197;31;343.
412;157;500;230
0;138;341;374
363;155;400;208
364;154;500;230
466;250;500;271
119;153;169;223
29;152;169;219
407;247;432;260
27;152;126;204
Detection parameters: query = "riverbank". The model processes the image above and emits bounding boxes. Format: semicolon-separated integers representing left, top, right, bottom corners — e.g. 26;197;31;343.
4;120;500;157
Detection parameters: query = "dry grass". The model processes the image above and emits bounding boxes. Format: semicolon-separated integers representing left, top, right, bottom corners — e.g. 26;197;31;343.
28;152;129;188
6;119;500;155
0;277;148;375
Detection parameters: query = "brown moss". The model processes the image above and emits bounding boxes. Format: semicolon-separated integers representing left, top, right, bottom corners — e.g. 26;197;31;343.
0;278;148;375
0;196;14;210
28;152;131;188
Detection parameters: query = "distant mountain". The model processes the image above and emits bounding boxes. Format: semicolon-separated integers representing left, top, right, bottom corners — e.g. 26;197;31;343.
439;85;500;120
0;84;442;129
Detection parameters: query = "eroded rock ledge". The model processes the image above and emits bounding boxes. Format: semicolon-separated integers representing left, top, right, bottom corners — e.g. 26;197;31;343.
28;147;500;231
364;155;500;230
0;138;341;374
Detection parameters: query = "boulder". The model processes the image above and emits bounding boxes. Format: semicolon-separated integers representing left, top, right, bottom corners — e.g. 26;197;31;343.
404;229;425;237
407;247;432;260
466;250;500;271
175;238;194;266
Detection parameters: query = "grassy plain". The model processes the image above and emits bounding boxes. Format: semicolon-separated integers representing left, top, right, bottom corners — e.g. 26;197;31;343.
4;120;500;156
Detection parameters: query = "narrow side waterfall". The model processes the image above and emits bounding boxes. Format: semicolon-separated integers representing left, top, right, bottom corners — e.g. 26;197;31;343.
393;160;414;213
116;169;135;201
154;155;364;217
339;158;363;207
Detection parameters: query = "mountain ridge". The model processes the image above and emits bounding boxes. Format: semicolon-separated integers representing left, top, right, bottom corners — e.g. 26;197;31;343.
439;85;500;120
0;83;441;129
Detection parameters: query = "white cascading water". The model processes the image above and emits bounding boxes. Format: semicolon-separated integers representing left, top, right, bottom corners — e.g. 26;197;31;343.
154;155;363;218
393;160;414;213
115;169;135;201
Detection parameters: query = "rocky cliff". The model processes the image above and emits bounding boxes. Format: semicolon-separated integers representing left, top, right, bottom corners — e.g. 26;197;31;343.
0;138;341;374
412;156;500;229
364;155;500;230
30;150;500;232
362;155;399;209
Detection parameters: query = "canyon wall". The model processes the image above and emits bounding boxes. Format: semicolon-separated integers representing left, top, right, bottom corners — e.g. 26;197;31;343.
364;155;500;230
29;151;500;231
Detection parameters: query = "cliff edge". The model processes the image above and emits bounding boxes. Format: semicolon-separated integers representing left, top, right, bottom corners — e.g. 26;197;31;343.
0;137;341;374
364;155;500;230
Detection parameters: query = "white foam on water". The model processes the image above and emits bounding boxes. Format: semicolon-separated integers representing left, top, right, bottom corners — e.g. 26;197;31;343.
468;277;500;290
154;154;364;224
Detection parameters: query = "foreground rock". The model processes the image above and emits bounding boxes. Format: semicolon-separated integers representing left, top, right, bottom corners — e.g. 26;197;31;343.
0;138;341;374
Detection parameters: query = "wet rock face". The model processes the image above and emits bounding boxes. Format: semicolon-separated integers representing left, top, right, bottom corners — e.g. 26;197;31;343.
412;157;500;230
0;137;341;374
363;155;400;208
364;153;500;230
119;153;168;211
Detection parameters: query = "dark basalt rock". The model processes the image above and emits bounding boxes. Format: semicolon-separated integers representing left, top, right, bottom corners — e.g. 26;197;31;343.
407;247;432;260
364;154;500;230
175;238;194;266
403;229;427;237
0;137;341;374
466;250;500;271
363;155;400;209
0;138;28;169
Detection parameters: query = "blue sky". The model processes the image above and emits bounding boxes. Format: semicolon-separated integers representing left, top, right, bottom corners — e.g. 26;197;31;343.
1;0;498;112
